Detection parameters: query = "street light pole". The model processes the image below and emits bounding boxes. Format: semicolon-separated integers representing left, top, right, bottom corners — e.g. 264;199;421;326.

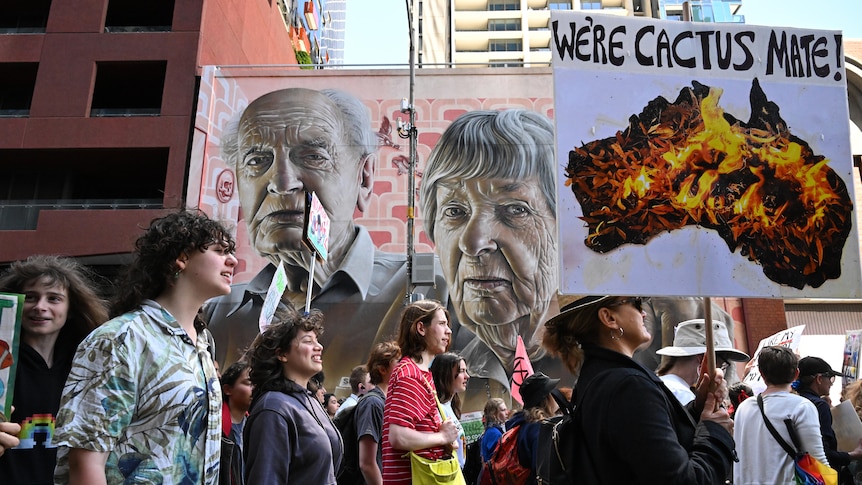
402;0;418;303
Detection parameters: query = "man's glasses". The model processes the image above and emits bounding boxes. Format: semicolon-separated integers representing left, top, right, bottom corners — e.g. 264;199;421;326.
818;373;836;382
606;297;646;313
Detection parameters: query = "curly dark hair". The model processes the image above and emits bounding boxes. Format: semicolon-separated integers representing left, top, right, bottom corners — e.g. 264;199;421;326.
396;299;449;363
430;352;464;418
246;307;325;400
0;255;108;356
110;209;236;325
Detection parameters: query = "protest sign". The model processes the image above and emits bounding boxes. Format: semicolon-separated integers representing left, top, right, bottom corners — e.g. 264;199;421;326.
831;400;862;452
843;329;861;385
742;325;805;394
552;11;860;299
511;336;535;406
0;293;23;421
258;261;287;332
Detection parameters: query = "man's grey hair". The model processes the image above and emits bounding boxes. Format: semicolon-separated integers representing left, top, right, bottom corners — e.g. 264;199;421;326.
419;109;556;243
221;87;378;168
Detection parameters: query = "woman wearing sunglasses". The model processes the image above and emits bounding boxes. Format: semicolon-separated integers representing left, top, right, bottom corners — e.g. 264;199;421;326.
543;296;735;484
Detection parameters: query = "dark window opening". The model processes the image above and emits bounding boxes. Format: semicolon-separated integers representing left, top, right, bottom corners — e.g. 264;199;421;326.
0;148;167;230
0;63;38;117
105;0;174;32
91;61;166;117
0;0;51;33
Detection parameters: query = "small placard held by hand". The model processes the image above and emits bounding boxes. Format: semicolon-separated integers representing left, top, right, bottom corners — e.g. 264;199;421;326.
259;262;287;333
831;399;862;452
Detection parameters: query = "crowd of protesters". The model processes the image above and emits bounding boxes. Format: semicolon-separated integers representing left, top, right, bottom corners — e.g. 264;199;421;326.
1;213;862;485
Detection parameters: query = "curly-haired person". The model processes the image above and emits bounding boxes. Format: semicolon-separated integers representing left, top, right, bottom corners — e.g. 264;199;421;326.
243;307;343;484
54;209;238;485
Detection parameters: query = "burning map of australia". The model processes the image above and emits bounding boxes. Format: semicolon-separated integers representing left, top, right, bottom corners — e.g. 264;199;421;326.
565;79;853;290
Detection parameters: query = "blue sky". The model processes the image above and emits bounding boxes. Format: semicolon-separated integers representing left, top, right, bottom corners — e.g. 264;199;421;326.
343;0;862;67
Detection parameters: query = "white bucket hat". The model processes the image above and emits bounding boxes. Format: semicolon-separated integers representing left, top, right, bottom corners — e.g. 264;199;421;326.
656;319;750;362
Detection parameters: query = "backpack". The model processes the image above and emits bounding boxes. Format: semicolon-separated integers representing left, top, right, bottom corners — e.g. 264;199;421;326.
535;370;639;484
333;392;382;485
535;390;576;485
463;432;483;485
481;423;530;485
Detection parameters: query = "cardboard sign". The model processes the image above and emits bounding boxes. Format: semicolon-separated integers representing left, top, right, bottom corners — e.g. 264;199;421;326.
304;191;330;263
831;399;862;452
552;11;859;298
742;325;806;394
843;329;861;385
258;261;287;333
0;293;23;421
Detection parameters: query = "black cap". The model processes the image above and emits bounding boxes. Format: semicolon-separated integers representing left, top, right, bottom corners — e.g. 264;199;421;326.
798;356;842;378
520;372;560;409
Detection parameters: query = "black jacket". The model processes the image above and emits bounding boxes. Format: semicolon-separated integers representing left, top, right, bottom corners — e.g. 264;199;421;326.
573;344;735;484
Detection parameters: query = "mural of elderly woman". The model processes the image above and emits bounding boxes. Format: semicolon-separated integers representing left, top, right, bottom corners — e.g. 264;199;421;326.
419;109;560;401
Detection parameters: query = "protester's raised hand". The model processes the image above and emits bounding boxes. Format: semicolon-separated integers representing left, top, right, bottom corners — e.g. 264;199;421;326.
700;389;733;435
694;368;728;414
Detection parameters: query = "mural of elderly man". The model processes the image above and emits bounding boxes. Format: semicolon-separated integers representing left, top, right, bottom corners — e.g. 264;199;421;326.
204;87;448;388
419;109;565;407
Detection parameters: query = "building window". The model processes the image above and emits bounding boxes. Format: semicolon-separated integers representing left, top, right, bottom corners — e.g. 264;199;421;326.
91;61;166;117
581;1;602;9
549;2;572;9
104;0;174;32
488;19;520;31
0;63;38;117
489;0;518;11
0;0;51;33
0;148;167;230
489;40;522;52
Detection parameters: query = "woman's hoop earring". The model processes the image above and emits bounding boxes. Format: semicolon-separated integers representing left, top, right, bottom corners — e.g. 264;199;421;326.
610;327;624;340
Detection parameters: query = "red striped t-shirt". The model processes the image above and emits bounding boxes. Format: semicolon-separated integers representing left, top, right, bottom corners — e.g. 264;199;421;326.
381;357;444;485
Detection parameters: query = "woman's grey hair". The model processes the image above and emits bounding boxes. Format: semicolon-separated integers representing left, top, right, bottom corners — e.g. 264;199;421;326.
419;109;556;242
221;87;378;169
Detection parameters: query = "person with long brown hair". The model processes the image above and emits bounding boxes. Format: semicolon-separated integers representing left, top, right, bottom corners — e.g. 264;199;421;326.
543;295;735;484
0;255;108;484
381;300;459;485
430;352;470;467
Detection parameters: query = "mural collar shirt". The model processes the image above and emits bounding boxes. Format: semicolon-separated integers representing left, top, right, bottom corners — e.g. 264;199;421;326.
54;300;222;485
205;226;450;390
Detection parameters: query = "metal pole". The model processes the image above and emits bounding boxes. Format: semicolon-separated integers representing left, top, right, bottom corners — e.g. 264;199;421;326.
405;0;417;303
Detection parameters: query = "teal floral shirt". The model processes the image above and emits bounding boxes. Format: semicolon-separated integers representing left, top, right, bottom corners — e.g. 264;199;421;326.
54;300;221;485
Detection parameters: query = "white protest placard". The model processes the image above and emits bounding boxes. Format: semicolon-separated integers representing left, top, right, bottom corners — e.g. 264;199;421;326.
551;11;860;298
742;325;806;394
258;261;287;333
843;329;861;384
831;399;862;452
0;293;23;421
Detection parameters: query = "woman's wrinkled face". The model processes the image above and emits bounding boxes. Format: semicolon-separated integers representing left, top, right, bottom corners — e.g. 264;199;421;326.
433;176;557;330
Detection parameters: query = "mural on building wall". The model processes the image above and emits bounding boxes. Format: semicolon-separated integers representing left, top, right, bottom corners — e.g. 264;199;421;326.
191;65;746;411
552;11;861;299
